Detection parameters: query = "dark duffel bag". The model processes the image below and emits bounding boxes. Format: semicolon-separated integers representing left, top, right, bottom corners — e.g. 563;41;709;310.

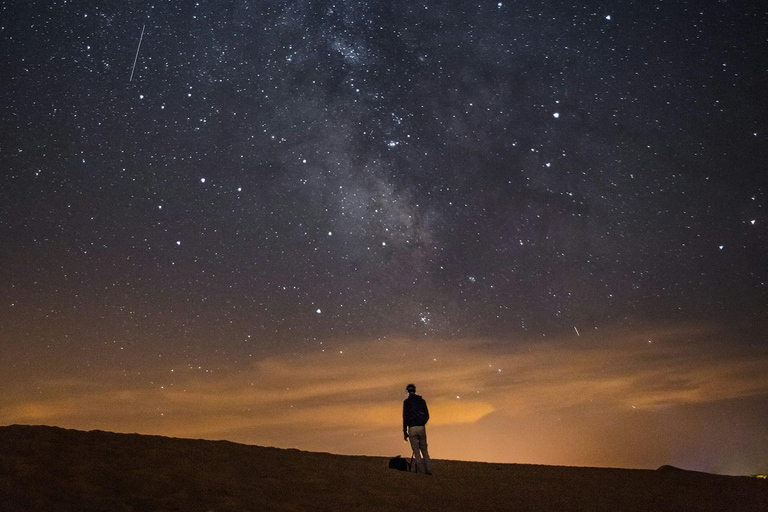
388;455;413;471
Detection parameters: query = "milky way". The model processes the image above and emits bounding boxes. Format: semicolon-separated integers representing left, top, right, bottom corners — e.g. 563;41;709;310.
1;1;767;474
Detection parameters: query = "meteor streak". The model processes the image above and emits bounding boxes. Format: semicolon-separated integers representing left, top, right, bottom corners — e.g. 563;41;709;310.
129;24;145;82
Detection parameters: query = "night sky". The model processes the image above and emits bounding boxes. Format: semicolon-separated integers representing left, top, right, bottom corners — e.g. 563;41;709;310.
2;1;767;475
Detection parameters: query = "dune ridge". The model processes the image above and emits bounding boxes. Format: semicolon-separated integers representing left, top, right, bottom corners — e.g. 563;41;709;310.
0;425;765;512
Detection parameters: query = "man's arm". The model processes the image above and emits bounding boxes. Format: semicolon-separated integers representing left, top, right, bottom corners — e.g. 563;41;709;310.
403;401;409;439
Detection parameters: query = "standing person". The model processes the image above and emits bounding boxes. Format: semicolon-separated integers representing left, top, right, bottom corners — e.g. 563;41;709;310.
402;383;432;475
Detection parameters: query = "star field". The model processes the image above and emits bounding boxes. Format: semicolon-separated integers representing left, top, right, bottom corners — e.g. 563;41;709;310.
1;1;767;474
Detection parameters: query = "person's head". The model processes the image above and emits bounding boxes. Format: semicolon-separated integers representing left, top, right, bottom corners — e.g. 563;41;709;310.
406;383;416;395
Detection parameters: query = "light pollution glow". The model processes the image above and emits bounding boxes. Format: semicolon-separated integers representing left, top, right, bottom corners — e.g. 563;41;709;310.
3;322;767;475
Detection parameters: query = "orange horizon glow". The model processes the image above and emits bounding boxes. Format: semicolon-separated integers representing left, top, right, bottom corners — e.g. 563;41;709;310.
3;322;768;475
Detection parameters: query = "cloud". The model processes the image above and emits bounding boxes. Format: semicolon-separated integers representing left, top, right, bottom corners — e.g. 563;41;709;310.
3;323;767;457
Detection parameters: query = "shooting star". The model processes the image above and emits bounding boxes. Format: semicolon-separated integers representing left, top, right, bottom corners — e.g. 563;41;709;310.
129;24;145;82
574;326;580;336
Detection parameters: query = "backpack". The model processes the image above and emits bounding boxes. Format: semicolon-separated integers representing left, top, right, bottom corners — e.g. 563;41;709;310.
388;455;413;471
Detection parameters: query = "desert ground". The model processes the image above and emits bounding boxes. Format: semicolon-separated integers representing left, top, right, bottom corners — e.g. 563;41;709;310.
0;425;765;511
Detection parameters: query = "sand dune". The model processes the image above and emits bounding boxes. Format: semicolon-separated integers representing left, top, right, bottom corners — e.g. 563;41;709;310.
1;425;765;512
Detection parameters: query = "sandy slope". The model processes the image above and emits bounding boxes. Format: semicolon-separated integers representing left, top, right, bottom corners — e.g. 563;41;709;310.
0;425;765;512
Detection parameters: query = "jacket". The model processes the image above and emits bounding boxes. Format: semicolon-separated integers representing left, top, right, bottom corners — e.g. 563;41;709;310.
403;393;430;434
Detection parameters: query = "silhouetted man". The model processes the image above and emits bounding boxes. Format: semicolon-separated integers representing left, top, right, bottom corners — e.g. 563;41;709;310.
402;383;431;474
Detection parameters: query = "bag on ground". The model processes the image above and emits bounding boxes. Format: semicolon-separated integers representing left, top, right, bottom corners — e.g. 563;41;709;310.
388;455;411;471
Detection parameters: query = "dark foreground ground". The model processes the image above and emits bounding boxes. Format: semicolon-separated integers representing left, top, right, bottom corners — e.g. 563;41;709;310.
0;425;765;512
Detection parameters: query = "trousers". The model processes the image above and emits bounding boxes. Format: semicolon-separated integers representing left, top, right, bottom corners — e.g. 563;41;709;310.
408;425;431;474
